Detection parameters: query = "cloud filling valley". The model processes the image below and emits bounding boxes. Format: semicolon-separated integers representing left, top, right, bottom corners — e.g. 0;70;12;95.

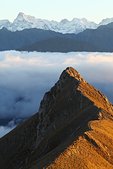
0;51;113;137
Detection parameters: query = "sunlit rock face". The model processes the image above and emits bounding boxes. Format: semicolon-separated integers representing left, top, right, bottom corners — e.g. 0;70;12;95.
0;67;113;169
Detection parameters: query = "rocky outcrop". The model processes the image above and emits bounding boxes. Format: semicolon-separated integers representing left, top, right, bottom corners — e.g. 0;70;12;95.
0;67;113;169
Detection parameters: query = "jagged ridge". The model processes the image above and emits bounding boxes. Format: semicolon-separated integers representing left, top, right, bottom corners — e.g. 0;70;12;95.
1;12;113;34
0;67;113;169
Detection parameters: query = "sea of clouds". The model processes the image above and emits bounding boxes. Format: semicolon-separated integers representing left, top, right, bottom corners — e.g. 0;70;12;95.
0;51;113;137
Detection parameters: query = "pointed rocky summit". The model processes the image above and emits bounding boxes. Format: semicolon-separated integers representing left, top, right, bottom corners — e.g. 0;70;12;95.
0;67;113;169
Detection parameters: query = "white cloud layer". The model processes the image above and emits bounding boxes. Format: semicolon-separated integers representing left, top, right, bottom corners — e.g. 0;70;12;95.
0;51;113;137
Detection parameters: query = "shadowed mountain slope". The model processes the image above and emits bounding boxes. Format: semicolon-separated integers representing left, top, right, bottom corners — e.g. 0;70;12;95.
1;22;113;52
20;22;113;52
20;36;95;52
0;28;63;50
0;67;113;169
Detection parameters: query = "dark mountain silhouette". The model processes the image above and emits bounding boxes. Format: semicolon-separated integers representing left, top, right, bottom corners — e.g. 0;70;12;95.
1;22;113;52
0;28;63;51
0;67;113;169
20;36;95;52
21;22;113;52
74;22;113;52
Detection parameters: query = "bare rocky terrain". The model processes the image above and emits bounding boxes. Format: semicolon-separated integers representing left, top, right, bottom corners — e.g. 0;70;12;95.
0;67;113;169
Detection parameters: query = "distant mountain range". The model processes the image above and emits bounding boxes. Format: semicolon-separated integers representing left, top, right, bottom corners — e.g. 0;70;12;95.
1;22;113;52
1;13;113;52
1;12;113;34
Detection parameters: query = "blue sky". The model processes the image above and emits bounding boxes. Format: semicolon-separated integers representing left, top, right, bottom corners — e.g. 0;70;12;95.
1;0;113;23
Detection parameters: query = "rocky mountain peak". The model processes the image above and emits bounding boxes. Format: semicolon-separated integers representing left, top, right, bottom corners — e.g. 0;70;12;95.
36;67;113;152
0;67;113;169
38;67;85;117
60;67;84;82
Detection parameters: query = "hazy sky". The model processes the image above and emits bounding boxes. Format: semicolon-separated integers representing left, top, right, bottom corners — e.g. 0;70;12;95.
0;0;113;23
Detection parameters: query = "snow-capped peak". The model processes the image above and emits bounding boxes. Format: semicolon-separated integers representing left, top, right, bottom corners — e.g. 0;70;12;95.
16;12;25;19
0;12;113;34
14;12;36;22
60;19;69;24
99;18;113;26
0;20;11;29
